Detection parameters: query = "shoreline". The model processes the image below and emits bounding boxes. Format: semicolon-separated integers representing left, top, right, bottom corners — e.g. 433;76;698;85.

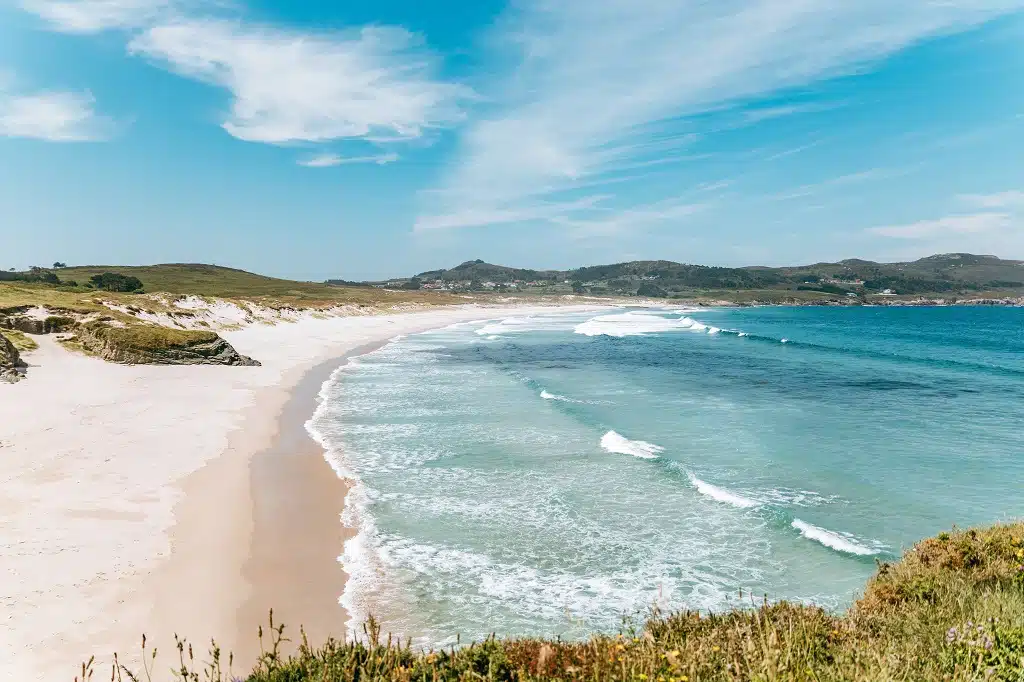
0;303;607;680
235;343;389;666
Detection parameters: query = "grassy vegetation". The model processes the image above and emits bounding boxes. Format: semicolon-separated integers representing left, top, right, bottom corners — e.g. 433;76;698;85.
55;264;461;307
0;328;38;351
81;322;221;351
0;265;468;322
86;523;1024;681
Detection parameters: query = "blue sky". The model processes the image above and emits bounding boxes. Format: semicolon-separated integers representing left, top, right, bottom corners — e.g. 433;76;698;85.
2;0;1023;280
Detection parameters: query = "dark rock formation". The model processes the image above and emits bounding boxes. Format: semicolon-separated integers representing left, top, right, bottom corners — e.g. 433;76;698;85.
0;334;24;383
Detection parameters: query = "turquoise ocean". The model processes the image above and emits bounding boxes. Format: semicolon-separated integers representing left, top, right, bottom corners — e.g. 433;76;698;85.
306;306;1024;646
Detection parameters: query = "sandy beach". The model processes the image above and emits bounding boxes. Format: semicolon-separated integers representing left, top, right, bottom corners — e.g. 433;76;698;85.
0;303;605;680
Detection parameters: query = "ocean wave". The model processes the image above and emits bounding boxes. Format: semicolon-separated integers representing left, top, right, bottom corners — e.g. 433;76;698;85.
688;474;760;508
600;430;663;459
791;519;879;556
758;488;841;508
475;315;581;337
574;311;718;338
540;389;578;402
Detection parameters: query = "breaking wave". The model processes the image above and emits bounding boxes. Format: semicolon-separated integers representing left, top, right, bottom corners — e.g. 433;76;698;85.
791;519;879;556
574;311;720;337
600;430;663;459
687;474;760;508
540;389;577;402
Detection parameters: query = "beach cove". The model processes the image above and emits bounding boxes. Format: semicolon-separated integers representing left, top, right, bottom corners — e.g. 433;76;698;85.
0;303;606;680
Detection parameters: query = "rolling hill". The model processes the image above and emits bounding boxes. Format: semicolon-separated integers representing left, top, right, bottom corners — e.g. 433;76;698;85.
410;253;1024;298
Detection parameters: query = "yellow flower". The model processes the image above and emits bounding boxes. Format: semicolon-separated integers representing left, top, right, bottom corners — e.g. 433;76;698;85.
616;644;625;651
712;645;721;653
670;650;680;656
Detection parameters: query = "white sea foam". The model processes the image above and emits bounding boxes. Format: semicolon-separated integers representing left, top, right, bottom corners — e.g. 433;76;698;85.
791;519;877;556
707;326;721;335
737;332;749;337
600;430;663;459
475;315;580;336
688;474;760;508
574;311;717;337
540;389;577;402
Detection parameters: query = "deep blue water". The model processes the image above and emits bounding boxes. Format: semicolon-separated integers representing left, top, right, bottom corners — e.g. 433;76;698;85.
307;306;1024;645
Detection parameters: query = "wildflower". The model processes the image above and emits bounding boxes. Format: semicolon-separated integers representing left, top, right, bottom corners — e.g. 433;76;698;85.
712;645;720;653
670;650;680;657
616;644;625;651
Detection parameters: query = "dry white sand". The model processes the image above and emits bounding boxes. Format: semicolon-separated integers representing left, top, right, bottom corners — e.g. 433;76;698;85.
0;304;605;680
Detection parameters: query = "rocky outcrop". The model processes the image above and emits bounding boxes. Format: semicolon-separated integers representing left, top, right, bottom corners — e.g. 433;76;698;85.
0;306;77;334
76;323;260;366
0;334;24;383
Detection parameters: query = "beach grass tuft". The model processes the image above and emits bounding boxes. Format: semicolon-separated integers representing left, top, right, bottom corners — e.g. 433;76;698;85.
79;522;1024;681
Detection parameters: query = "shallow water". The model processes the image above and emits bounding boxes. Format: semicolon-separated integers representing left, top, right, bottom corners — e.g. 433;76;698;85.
306;306;1024;646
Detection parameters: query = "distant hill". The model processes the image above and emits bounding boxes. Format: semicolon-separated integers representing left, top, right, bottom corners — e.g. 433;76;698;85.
0;263;456;308
407;253;1024;298
416;259;560;283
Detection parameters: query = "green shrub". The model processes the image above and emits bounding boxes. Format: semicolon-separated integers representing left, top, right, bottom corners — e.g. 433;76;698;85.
89;272;144;292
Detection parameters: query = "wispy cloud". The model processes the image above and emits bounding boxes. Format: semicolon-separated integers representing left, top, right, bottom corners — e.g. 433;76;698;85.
959;190;1024;208
770;165;918;201
866;212;1012;238
740;101;843;125
297;151;399;168
21;0;180;33
129;20;469;145
554;199;708;239
416;195;610;231
0;88;112;141
420;0;1024;232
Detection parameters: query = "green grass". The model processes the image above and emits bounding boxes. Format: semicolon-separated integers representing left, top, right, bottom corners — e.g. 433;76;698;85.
81;322;221;351
0;328;38;351
1;265;468;319
86;523;1024;681
55;264;461;306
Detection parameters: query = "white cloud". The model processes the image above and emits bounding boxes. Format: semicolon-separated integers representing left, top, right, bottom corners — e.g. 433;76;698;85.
420;0;1024;231
740;101;842;125
21;0;178;33
554;199;707;239
959;190;1024;208
770;166;917;201
129;21;469;145
298;151;399;167
0;89;111;141
415;195;609;231
866;213;1012;238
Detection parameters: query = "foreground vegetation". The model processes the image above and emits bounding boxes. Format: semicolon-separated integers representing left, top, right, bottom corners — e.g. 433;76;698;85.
85;523;1024;681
